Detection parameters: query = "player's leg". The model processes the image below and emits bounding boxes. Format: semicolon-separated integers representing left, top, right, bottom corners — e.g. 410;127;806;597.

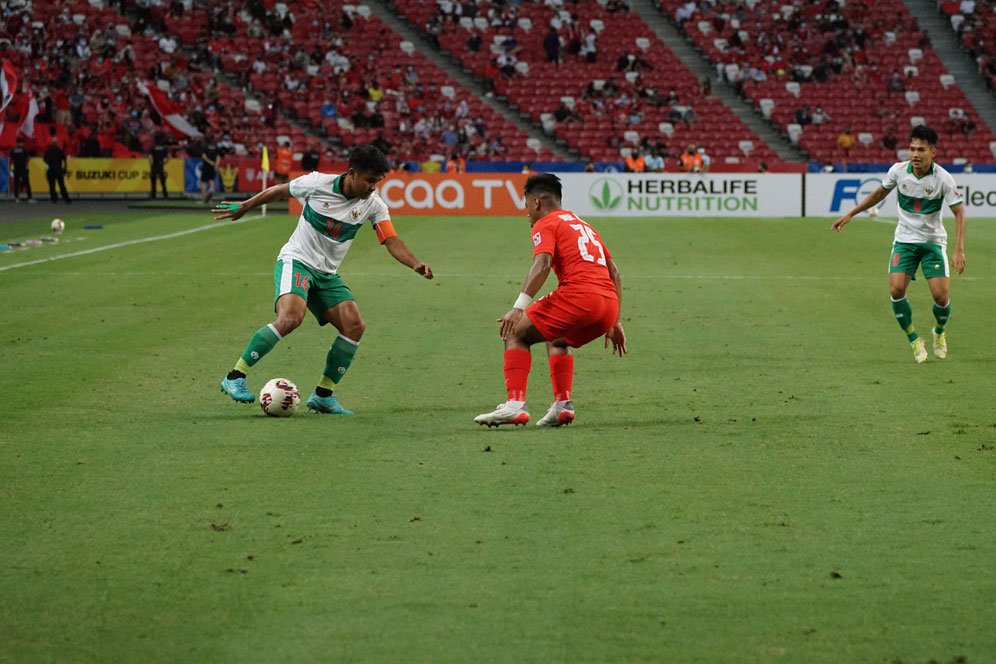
536;340;575;427
160;170;168;199
47;171;58;203
924;246;951;358
221;260;309;403
307;274;362;415
888;244;926;363
474;313;545;427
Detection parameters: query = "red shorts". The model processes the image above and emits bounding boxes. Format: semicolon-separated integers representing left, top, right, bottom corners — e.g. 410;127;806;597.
526;288;619;348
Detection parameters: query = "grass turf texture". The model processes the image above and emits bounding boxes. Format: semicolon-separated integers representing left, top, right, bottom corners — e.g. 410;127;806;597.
1;209;994;663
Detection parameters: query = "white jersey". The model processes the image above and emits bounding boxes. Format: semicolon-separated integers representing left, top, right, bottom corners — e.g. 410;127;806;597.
882;161;963;245
278;171;392;274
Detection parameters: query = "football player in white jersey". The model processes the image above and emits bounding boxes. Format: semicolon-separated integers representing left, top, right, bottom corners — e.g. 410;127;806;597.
213;145;433;414
832;125;967;363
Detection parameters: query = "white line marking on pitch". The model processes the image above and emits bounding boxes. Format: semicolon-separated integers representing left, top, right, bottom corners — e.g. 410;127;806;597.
0;215;264;273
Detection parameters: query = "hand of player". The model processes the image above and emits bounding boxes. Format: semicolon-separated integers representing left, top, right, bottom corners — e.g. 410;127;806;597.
212;201;245;221
413;262;434;279
831;213;852;232
604;322;627;357
498;308;524;340
952;249;966;274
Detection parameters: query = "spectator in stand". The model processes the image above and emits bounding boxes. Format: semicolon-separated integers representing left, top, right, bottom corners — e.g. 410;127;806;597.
579;30;597;63
467;32;483;53
700;77;712;96
544;26;561;64
446;152;466;173
698;146;711;173
553;100;582;124
43;130;71;204
301;143;321;171
882;127;898;152
811;106;830;125
644;149;665;173
11;137;33;203
624;149;646;173
886;69;906;95
679;144;703;173
275;139;293;184
837;127;857;156
794;105;812;126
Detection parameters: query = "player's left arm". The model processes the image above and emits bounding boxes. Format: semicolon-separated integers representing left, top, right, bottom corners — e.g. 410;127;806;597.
383;235;433;279
951;203;966;274
604;258;627;356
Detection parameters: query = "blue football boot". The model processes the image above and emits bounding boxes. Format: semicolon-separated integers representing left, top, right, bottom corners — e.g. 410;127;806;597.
306;391;354;415
220;375;255;403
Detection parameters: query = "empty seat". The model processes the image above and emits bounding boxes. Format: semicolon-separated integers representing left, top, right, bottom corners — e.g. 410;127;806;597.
635;37;650;51
908;48;923;63
858;132;873;147
624;130;640;145
785;81;801;98
738;140;754;156
904;91;920;106
759;98;775;118
440;85;456;99
658;122;674;137
939;73;955;89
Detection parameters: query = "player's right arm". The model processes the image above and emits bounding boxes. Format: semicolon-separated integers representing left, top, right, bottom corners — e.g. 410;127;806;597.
831;185;890;232
212;183;290;221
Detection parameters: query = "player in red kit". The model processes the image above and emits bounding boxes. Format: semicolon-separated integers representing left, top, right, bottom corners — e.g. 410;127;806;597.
475;173;627;427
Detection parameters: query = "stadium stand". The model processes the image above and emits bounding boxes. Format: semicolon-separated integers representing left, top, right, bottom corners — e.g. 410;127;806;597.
657;0;996;164
137;0;553;164
938;0;996;91
391;0;783;168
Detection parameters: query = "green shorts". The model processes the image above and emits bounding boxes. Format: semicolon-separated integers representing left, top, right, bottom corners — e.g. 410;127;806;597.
274;259;355;325
888;242;949;280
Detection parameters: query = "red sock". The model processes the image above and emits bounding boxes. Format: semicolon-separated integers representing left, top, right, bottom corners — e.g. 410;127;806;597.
549;354;574;401
503;348;531;402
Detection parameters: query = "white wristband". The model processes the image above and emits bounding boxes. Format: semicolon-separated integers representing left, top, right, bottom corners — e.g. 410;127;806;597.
513;292;533;310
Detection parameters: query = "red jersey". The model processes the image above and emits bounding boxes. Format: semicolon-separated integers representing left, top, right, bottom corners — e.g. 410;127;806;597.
531;209;617;300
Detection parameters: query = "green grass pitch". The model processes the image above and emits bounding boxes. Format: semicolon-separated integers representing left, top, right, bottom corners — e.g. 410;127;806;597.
1;208;994;663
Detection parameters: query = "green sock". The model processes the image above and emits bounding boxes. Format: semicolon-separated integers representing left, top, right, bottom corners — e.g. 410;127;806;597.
238;324;282;368
932;301;951;334
891;297;918;342
323;334;359;385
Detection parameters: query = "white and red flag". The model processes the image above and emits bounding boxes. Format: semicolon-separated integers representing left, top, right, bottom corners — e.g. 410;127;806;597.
137;80;203;138
0;59;17;115
20;85;39;138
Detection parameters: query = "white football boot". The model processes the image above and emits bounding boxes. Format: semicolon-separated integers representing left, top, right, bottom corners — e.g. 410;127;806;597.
536;400;575;427
474;402;530;427
911;337;928;364
931;330;947;359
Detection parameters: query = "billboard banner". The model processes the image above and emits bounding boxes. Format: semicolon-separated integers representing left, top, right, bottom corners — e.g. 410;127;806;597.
805;173;996;218
289;172;530;216
28;158;184;194
557;173;802;217
0;158;7;194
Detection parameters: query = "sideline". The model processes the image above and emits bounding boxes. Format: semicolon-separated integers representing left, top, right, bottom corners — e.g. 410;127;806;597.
0;214;264;273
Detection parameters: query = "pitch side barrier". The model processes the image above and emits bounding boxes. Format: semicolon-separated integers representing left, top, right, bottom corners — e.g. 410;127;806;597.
5;162;995;217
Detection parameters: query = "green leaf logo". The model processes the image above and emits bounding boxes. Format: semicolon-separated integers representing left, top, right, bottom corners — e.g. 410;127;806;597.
589;178;623;211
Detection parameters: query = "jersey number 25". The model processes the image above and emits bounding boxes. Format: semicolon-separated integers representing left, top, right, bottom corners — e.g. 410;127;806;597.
569;222;607;266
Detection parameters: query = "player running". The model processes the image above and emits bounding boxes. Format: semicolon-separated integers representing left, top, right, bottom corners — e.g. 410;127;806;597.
214;145;433;414
832;125;967;363
475;173;627;428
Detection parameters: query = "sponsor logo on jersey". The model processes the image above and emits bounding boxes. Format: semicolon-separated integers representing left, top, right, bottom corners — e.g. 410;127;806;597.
533;232;541;246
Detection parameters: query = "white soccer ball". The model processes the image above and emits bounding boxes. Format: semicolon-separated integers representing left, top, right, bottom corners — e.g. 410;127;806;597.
867;207;880;217
51;218;65;233
259;378;300;417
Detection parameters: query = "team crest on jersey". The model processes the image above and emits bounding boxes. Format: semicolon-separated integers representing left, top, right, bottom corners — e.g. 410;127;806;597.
925;187;933;195
351;208;362;220
322;202;331;209
532;232;541;246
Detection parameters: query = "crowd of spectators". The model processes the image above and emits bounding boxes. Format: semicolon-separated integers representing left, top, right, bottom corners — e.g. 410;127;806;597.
940;0;996;90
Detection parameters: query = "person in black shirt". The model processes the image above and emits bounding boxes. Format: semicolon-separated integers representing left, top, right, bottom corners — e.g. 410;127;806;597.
11;137;33;203
200;137;218;204
149;133;169;199
300;143;320;171
43;132;71;204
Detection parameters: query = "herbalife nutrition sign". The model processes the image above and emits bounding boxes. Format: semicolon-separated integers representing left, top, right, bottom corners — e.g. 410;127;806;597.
560;174;802;217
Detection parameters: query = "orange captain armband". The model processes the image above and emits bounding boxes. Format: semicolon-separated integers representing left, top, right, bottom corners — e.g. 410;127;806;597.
373;219;398;244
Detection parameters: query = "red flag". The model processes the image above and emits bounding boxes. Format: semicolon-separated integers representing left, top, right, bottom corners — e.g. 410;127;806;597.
20;86;39;138
0;59;17;115
137;80;203;139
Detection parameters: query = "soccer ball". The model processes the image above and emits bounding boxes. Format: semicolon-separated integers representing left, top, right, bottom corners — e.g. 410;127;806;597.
259;378;300;417
51;218;65;233
867;207;880;217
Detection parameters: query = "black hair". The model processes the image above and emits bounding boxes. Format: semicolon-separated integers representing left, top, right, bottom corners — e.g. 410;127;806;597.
349;144;389;175
910;124;938;147
524;172;562;201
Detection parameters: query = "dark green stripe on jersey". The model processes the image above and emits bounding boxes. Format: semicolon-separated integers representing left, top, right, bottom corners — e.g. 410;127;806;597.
302;204;363;242
897;191;943;215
